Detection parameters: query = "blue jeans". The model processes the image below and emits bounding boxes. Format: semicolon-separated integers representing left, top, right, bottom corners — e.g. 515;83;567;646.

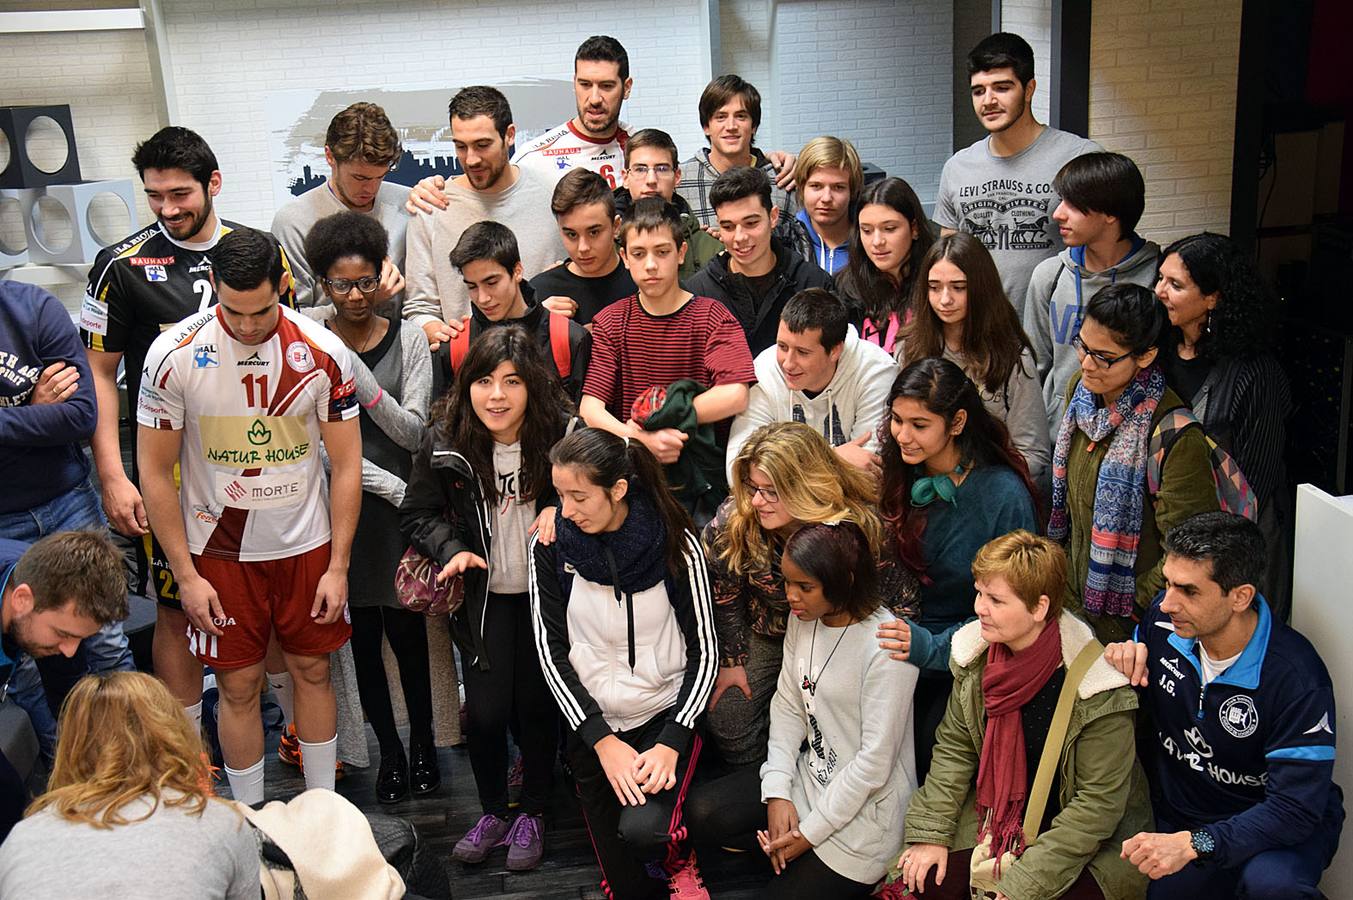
0;478;134;758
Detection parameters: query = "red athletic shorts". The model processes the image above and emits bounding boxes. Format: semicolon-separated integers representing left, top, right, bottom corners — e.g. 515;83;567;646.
187;543;351;669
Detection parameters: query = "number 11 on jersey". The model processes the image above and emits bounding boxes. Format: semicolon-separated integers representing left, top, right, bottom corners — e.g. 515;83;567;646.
241;373;270;409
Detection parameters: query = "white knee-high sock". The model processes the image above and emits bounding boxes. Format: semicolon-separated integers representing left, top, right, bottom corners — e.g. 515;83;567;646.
183;701;203;735
267;671;295;727
225;757;265;805
298;735;338;791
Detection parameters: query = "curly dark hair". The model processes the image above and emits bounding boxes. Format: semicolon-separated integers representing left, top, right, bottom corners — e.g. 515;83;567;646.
303;211;388;282
1160;232;1277;359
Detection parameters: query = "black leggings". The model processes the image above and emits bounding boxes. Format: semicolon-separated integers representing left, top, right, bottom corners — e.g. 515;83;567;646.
349;605;434;755
759;850;876;899
568;713;702;900
685;762;765;851
462;591;557;817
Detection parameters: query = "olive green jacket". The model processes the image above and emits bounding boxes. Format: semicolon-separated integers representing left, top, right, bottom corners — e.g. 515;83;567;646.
1060;373;1219;643
899;613;1151;900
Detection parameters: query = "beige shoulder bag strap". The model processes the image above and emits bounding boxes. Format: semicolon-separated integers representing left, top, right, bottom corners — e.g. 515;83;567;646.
1021;639;1103;843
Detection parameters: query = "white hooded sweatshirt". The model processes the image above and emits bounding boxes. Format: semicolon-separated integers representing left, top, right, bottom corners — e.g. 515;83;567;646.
726;326;898;480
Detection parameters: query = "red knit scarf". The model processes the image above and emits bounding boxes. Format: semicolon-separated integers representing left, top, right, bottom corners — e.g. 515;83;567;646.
975;619;1063;871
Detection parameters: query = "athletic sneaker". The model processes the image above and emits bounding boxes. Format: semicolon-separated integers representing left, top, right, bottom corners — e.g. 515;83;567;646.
667;853;710;900
277;724;346;781
504;813;544;871
278;724;302;767
452;814;513;864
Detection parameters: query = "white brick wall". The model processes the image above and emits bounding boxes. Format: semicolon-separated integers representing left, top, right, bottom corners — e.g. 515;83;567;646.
719;0;772;128
769;0;953;207
161;0;714;230
1088;0;1242;242
999;0;1053;125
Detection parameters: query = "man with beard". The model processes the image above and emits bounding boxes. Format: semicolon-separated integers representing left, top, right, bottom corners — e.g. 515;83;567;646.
402;86;566;351
933;32;1101;317
80;127;296;735
0;530;129;839
512;35;633;189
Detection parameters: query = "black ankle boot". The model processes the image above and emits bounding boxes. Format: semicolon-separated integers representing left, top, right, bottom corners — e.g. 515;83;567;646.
376;747;409;804
409;739;441;796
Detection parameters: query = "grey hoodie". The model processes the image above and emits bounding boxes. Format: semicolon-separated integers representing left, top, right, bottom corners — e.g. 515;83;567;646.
726;326;898;480
1022;238;1161;439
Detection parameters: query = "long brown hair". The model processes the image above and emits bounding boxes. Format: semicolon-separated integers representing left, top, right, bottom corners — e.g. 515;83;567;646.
878;358;1038;574
899;232;1035;400
431;326;572;505
28;672;221;828
835;177;935;325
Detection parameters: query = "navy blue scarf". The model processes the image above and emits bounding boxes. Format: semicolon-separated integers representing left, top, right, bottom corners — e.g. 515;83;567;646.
555;489;670;670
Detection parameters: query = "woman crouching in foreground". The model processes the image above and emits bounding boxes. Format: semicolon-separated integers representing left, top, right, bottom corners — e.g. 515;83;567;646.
888;532;1150;900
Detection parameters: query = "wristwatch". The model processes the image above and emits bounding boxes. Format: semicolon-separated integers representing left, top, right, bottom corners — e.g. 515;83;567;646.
1189;828;1216;860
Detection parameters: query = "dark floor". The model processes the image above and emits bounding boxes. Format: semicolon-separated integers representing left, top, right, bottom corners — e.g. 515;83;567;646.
258;727;772;899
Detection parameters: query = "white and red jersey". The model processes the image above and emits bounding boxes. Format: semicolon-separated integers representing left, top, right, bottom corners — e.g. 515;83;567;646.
512;120;629;189
137;305;357;562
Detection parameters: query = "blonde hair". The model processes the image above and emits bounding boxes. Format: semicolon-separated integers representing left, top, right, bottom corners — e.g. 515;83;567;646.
720;422;883;574
793;136;864;199
28;672;218;828
971;530;1067;617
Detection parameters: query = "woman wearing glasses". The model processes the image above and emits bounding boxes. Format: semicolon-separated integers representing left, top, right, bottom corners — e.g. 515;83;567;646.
1050;283;1218;645
304;211;438;805
698;424;892;768
874;357;1038;779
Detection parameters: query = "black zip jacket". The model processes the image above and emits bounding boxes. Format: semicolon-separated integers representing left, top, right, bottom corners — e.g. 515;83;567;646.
684;236;833;355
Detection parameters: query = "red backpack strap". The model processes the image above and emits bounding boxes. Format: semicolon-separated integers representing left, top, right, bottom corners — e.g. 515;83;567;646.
449;325;471;374
547;312;572;379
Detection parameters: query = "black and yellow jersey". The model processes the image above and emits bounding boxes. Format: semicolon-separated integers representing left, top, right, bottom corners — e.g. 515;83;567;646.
79;218;298;426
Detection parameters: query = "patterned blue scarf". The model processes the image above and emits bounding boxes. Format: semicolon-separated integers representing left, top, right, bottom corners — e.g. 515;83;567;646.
1049;364;1165;617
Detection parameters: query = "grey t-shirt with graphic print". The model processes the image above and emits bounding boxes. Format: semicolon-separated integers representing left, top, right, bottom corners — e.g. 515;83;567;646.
489;440;532;594
933;126;1102;319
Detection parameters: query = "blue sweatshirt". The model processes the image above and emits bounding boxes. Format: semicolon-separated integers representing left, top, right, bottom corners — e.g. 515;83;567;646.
793;209;850;275
0;283;96;513
1136;594;1343;869
0;539;31;681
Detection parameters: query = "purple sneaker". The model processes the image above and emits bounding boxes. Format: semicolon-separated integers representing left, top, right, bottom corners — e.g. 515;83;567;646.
452;813;512;864
504;813;545;871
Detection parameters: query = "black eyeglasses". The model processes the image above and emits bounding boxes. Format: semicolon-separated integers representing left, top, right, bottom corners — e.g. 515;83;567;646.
741;480;780;503
628;164;675;177
323;275;380;295
1071;333;1135;369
